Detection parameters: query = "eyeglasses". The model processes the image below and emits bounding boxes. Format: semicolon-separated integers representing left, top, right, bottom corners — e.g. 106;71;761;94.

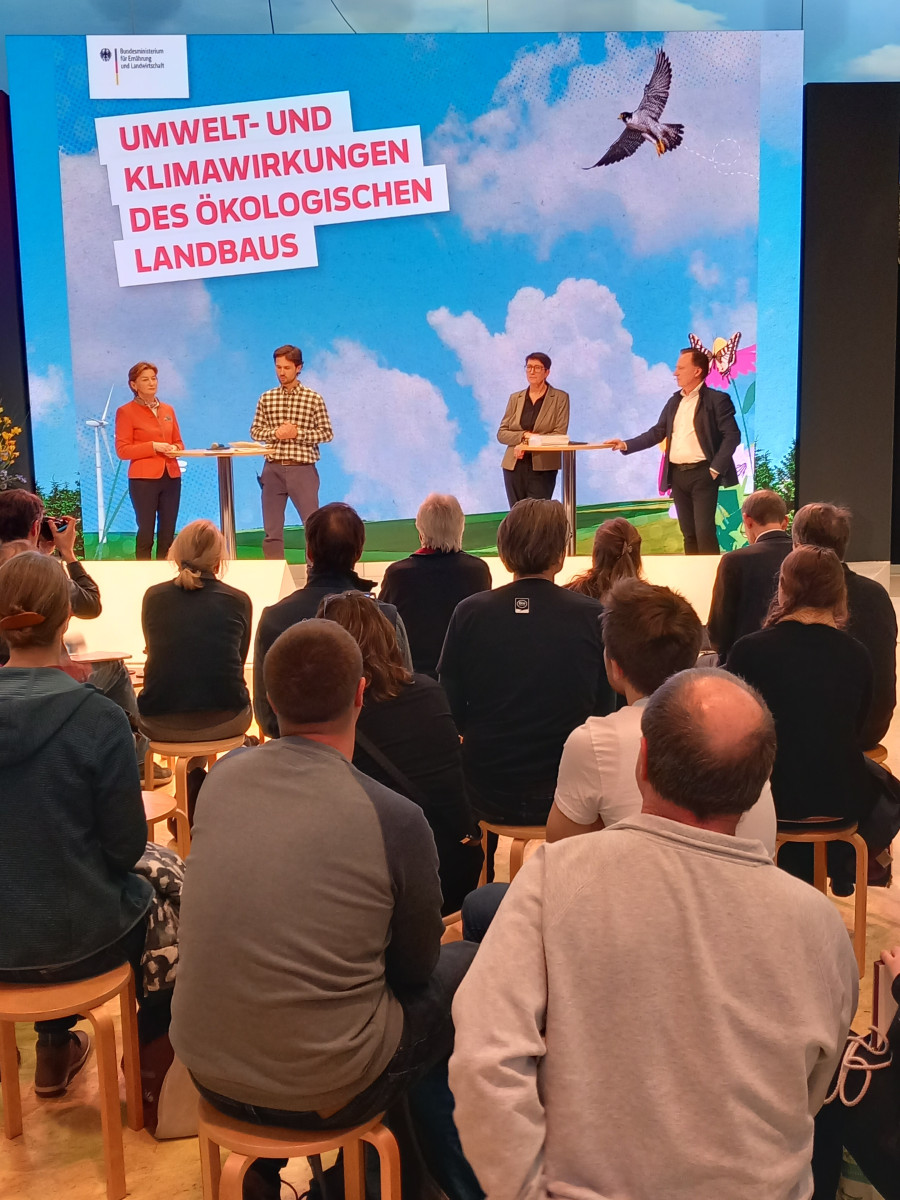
525;364;547;373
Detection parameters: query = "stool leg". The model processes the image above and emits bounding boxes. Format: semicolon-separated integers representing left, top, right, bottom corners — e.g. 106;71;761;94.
143;746;155;790
198;1127;223;1200
851;834;869;978
509;838;527;882
174;757;192;858
0;1020;23;1139
813;842;827;893
364;1124;402;1199
343;1133;366;1200
119;973;144;1131
88;1007;127;1200
219;1152;254;1200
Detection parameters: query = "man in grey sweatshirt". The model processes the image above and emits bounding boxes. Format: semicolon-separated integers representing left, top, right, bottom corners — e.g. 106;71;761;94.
450;669;859;1200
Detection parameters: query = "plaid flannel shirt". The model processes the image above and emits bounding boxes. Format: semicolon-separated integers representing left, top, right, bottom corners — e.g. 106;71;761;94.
250;382;334;465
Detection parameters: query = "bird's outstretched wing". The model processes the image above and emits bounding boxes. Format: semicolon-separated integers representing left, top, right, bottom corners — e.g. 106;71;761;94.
634;49;672;122
589;126;644;168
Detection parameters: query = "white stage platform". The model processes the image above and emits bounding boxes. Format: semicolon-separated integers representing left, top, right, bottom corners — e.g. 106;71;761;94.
67;555;891;665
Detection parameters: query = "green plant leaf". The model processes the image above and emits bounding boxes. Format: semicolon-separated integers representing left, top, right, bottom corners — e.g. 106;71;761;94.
741;381;756;415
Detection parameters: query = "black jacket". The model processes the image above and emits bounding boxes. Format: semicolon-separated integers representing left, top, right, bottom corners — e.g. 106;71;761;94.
379;550;491;676
844;566;897;750
253;568;409;739
708;529;793;658
623;383;741;488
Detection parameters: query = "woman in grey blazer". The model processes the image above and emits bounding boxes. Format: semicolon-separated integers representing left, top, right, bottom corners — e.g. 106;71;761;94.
497;352;570;506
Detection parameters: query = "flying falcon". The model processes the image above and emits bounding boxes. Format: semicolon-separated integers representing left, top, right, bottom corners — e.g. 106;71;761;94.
587;49;684;168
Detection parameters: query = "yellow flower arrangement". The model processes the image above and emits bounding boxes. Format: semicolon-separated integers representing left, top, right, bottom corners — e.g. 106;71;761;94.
0;403;25;490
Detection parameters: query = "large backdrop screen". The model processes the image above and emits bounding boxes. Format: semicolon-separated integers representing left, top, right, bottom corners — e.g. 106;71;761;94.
7;30;802;557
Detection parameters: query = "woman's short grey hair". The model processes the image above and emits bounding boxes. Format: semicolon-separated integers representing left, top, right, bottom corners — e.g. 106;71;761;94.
415;494;465;553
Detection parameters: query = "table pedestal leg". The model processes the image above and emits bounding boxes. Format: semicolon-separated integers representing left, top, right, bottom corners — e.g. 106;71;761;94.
562;453;577;555
217;456;237;559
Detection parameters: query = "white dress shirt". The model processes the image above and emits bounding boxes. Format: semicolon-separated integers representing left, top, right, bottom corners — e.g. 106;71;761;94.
669;385;706;465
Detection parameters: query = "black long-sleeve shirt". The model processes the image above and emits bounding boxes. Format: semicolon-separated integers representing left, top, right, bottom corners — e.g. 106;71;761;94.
138;576;251;716
726;622;874;822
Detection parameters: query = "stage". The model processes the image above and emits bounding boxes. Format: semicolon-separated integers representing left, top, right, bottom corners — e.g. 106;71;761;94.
66;555;892;665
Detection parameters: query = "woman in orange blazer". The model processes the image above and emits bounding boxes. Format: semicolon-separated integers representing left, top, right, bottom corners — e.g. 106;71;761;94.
115;361;184;560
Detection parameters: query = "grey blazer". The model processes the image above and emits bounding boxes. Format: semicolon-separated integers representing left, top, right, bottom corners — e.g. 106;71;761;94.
497;386;570;472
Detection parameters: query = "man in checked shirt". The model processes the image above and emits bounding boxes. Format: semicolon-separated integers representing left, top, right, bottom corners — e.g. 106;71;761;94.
250;344;334;559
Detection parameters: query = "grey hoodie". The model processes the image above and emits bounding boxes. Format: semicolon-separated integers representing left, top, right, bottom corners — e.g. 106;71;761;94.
0;667;151;971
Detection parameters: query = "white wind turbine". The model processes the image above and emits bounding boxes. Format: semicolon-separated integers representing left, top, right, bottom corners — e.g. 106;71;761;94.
85;387;115;546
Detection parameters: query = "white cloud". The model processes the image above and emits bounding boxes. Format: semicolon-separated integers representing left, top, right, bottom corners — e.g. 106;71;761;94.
304;341;504;519
688;250;721;289
690;275;756;346
847;44;900;79
428;31;760;257
427;277;675;504
27;364;68;425
58;151;218;408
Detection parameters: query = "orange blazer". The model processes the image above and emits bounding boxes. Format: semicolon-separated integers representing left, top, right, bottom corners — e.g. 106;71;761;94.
115;399;184;480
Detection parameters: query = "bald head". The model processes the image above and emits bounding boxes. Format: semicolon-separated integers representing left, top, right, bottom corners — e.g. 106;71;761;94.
640;669;775;820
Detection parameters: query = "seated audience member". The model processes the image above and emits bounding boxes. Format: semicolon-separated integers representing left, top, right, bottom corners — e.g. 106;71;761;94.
0;487;167;779
549;578;776;850
0;553;170;1094
439;499;614;831
139;520;252;741
792;501;897;750
707;488;792;660
253;501;412;738
318;591;482;913
564;516;642;599
726;546;900;886
449;669;858;1200
171;620;481;1200
379;493;491;676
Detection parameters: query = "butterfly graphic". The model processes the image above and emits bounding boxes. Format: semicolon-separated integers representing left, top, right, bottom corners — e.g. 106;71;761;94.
689;331;741;381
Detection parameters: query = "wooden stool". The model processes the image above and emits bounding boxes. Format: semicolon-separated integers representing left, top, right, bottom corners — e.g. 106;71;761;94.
441;910;463;944
774;819;868;976
0;963;143;1200
143;788;177;843
478;821;546;886
144;736;245;858
196;1098;401;1200
864;744;889;766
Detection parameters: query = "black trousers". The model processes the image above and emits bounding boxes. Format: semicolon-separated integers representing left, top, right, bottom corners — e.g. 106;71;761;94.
670;462;721;555
129;473;181;560
503;459;557;506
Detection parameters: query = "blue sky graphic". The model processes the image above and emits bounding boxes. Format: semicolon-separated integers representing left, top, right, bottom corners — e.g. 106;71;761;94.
9;29;801;533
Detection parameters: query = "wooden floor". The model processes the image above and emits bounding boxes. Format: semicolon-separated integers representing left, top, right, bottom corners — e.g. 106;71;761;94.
3;689;900;1199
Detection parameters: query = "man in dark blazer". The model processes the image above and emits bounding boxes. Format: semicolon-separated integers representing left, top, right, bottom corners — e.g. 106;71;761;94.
602;347;741;554
707;489;792;661
792;502;897;751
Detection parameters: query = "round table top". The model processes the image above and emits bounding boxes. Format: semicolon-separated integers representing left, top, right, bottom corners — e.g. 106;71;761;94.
180;446;268;457
69;650;132;663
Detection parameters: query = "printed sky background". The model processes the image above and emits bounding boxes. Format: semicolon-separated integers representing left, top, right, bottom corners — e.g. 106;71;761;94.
8;30;801;532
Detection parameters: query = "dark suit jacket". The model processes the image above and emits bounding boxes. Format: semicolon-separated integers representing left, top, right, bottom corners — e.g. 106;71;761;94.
844;566;897;749
622;384;740;489
707;529;793;659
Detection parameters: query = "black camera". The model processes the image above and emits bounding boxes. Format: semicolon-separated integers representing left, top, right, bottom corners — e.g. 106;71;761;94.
40;517;68;541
